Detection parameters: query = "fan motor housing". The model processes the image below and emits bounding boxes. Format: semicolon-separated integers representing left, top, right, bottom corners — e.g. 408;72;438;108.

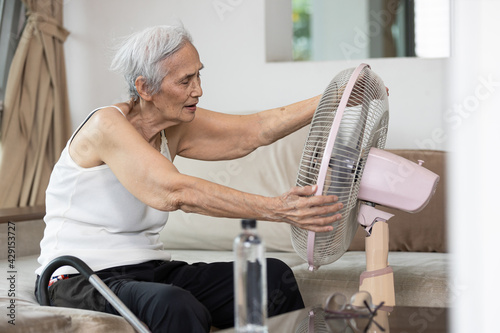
358;148;440;213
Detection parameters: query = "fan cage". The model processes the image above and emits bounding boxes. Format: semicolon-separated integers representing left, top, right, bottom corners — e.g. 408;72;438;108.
291;65;389;267
294;307;328;333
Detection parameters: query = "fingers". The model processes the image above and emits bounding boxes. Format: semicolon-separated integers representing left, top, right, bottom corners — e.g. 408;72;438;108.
287;185;339;202
286;210;343;233
277;186;345;232
287;185;340;209
291;202;344;231
288;184;319;197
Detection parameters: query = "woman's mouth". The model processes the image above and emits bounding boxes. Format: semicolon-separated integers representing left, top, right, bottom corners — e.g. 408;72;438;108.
185;103;197;111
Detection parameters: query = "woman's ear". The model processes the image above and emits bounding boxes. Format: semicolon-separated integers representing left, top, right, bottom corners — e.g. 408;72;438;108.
135;76;153;101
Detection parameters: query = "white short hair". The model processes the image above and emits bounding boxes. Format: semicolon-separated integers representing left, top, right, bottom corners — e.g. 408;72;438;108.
110;25;193;99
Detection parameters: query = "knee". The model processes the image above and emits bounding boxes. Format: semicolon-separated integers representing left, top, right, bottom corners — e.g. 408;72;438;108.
266;258;298;289
266;258;304;316
141;286;212;332
158;287;211;317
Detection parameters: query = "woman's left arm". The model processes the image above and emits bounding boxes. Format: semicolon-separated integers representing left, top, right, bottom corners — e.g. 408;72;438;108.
175;95;321;161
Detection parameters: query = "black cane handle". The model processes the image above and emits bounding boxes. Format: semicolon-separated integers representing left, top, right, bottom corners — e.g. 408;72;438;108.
37;255;94;306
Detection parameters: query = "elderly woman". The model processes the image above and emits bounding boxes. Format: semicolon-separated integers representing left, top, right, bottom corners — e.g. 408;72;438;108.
35;25;343;332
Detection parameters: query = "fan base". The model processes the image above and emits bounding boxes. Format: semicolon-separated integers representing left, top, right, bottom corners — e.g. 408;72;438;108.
360;217;396;308
359;266;395;308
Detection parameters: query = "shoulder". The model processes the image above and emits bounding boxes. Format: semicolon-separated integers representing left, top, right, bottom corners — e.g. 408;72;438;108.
81;105;142;144
89;105;129;129
69;106;133;167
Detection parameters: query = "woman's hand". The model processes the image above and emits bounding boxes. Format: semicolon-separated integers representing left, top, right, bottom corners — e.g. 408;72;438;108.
272;185;343;233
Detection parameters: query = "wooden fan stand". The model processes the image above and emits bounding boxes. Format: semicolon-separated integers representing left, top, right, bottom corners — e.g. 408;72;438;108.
358;204;396;310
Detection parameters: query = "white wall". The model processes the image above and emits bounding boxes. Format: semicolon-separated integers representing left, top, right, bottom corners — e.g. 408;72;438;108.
447;1;500;332
63;0;448;150
62;2;500;331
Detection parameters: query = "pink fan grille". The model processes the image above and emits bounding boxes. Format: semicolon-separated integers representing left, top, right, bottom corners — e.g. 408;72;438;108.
291;64;389;270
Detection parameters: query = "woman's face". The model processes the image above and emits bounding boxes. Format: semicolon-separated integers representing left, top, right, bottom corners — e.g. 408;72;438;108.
152;42;203;123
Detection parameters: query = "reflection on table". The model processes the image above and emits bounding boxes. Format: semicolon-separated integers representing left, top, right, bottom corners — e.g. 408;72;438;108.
261;305;447;333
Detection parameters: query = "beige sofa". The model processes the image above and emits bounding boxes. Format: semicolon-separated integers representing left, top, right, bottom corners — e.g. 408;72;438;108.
0;127;448;332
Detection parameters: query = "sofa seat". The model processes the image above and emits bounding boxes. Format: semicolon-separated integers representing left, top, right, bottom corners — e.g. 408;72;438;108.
0;249;448;332
0;250;449;332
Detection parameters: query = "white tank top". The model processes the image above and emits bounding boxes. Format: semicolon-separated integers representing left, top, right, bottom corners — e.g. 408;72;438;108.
36;106;172;275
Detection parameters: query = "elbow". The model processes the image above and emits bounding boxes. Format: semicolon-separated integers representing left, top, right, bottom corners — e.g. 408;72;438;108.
157;190;184;212
151;179;197;213
145;174;206;214
142;181;184;212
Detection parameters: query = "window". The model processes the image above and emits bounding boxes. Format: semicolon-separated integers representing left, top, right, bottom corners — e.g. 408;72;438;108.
0;0;25;132
414;0;450;58
292;0;312;61
284;0;450;62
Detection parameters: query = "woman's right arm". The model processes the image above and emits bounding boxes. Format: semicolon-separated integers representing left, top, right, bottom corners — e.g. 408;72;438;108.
73;108;342;232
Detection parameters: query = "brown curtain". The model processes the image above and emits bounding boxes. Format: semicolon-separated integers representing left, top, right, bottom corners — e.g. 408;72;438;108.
0;0;71;208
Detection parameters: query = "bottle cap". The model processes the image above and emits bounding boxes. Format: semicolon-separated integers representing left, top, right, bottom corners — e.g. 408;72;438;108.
241;219;257;229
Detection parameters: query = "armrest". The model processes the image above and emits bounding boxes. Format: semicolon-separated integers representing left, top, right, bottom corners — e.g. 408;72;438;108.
0;205;45;223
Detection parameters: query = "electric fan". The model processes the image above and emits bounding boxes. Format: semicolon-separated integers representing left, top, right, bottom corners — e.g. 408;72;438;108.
291;63;439;307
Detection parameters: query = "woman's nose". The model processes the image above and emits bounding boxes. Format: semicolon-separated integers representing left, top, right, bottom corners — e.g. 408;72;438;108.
191;77;203;97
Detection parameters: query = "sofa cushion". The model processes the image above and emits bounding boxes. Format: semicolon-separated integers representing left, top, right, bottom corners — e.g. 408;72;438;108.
160;125;447;254
160;127;310;252
291;251;449;308
1;305;71;333
167;250;449;309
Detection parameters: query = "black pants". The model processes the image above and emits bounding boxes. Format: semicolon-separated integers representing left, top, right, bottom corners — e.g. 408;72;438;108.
36;258;304;332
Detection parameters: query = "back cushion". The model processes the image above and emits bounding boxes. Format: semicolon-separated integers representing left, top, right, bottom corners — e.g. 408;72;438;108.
159;127;447;253
159;127;309;252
